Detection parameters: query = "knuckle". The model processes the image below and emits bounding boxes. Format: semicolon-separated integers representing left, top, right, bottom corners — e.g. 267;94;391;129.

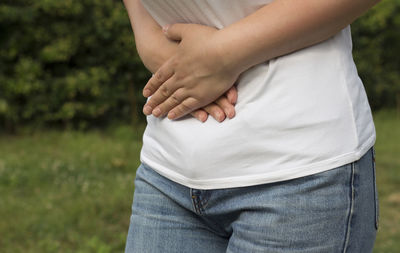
180;101;193;113
179;105;190;114
148;81;159;91
192;97;202;107
149;94;163;106
173;89;186;103
171;93;180;104
160;86;169;98
145;82;154;91
148;97;159;107
166;99;176;109
155;71;163;82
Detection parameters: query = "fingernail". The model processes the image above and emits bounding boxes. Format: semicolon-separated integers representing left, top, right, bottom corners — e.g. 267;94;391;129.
162;25;170;34
143;105;153;115
153;108;161;117
168;111;176;119
143;89;151;97
216;112;223;122
228;110;235;119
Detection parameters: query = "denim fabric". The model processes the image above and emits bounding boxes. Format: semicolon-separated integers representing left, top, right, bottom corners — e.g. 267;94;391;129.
125;148;378;253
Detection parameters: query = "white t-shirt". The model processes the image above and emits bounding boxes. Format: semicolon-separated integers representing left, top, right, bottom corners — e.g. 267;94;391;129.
139;0;376;189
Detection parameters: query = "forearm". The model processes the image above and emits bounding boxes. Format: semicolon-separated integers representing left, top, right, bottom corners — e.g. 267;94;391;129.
215;0;381;73
123;0;177;73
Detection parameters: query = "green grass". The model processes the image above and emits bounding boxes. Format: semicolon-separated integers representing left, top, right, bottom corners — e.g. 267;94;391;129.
373;110;400;253
0;125;144;253
0;111;399;252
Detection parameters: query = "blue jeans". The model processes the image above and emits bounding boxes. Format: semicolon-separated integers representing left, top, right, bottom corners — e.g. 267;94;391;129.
125;148;378;253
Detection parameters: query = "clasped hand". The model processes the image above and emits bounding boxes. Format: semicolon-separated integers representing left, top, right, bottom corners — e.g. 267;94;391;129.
142;23;241;121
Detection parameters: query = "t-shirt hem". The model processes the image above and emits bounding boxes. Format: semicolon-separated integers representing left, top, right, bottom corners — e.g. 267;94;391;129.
140;135;375;190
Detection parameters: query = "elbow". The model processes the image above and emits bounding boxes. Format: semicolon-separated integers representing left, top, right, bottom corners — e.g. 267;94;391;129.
136;44;163;73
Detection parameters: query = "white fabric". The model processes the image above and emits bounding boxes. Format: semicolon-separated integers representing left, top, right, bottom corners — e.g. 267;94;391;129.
139;0;376;189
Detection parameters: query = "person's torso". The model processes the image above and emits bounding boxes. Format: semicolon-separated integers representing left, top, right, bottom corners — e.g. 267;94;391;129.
139;0;376;189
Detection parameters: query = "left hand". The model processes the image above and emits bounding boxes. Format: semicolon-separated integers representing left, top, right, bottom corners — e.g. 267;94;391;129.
142;23;241;120
190;85;238;122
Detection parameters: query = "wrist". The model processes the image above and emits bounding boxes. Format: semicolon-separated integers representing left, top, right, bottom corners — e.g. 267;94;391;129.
213;29;256;75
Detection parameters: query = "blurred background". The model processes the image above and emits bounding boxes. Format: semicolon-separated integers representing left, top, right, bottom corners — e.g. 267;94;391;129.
0;0;399;252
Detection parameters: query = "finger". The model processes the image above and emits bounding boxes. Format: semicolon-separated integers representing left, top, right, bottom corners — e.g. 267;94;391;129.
151;88;187;117
162;23;187;41
226;86;238;105
203;103;226;123
215;96;236;119
190;109;208;123
143;59;175;97
167;97;201;120
143;77;180;115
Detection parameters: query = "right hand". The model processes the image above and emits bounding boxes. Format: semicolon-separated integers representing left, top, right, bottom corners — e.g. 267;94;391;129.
125;1;239;123
142;23;241;122
190;85;238;123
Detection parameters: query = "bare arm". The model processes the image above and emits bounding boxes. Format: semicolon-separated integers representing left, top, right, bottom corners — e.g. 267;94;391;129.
217;0;381;74
123;0;177;73
123;0;238;122
143;0;381;119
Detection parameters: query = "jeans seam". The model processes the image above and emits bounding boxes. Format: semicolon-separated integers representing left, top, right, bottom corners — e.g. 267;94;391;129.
197;197;205;214
342;162;356;253
190;188;197;213
190;188;203;215
200;196;210;209
372;147;379;230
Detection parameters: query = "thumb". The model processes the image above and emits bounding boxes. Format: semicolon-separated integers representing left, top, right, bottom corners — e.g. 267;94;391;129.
162;23;185;41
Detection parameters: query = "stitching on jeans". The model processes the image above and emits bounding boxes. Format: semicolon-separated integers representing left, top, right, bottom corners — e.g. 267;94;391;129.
200;191;212;210
197;199;203;215
200;196;209;209
372;147;379;230
342;162;356;253
190;188;198;214
201;200;209;210
190;188;203;215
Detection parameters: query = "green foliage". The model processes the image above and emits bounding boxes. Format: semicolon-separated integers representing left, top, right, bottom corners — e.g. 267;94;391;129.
352;1;400;111
0;0;150;131
0;0;399;131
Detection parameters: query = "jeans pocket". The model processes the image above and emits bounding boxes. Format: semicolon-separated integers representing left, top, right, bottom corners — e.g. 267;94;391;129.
372;147;379;230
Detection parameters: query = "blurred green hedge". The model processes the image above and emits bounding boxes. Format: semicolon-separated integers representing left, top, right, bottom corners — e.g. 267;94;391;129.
0;0;399;132
352;0;400;112
0;0;150;131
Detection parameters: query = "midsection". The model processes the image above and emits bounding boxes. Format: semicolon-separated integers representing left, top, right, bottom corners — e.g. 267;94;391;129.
139;0;372;182
142;27;364;178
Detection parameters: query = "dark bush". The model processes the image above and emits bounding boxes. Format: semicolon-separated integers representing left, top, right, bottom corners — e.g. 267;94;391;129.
0;0;398;132
0;0;150;132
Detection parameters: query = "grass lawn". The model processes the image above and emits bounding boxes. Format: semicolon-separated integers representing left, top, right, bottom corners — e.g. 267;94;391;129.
373;110;400;253
0;111;399;252
0;125;144;253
